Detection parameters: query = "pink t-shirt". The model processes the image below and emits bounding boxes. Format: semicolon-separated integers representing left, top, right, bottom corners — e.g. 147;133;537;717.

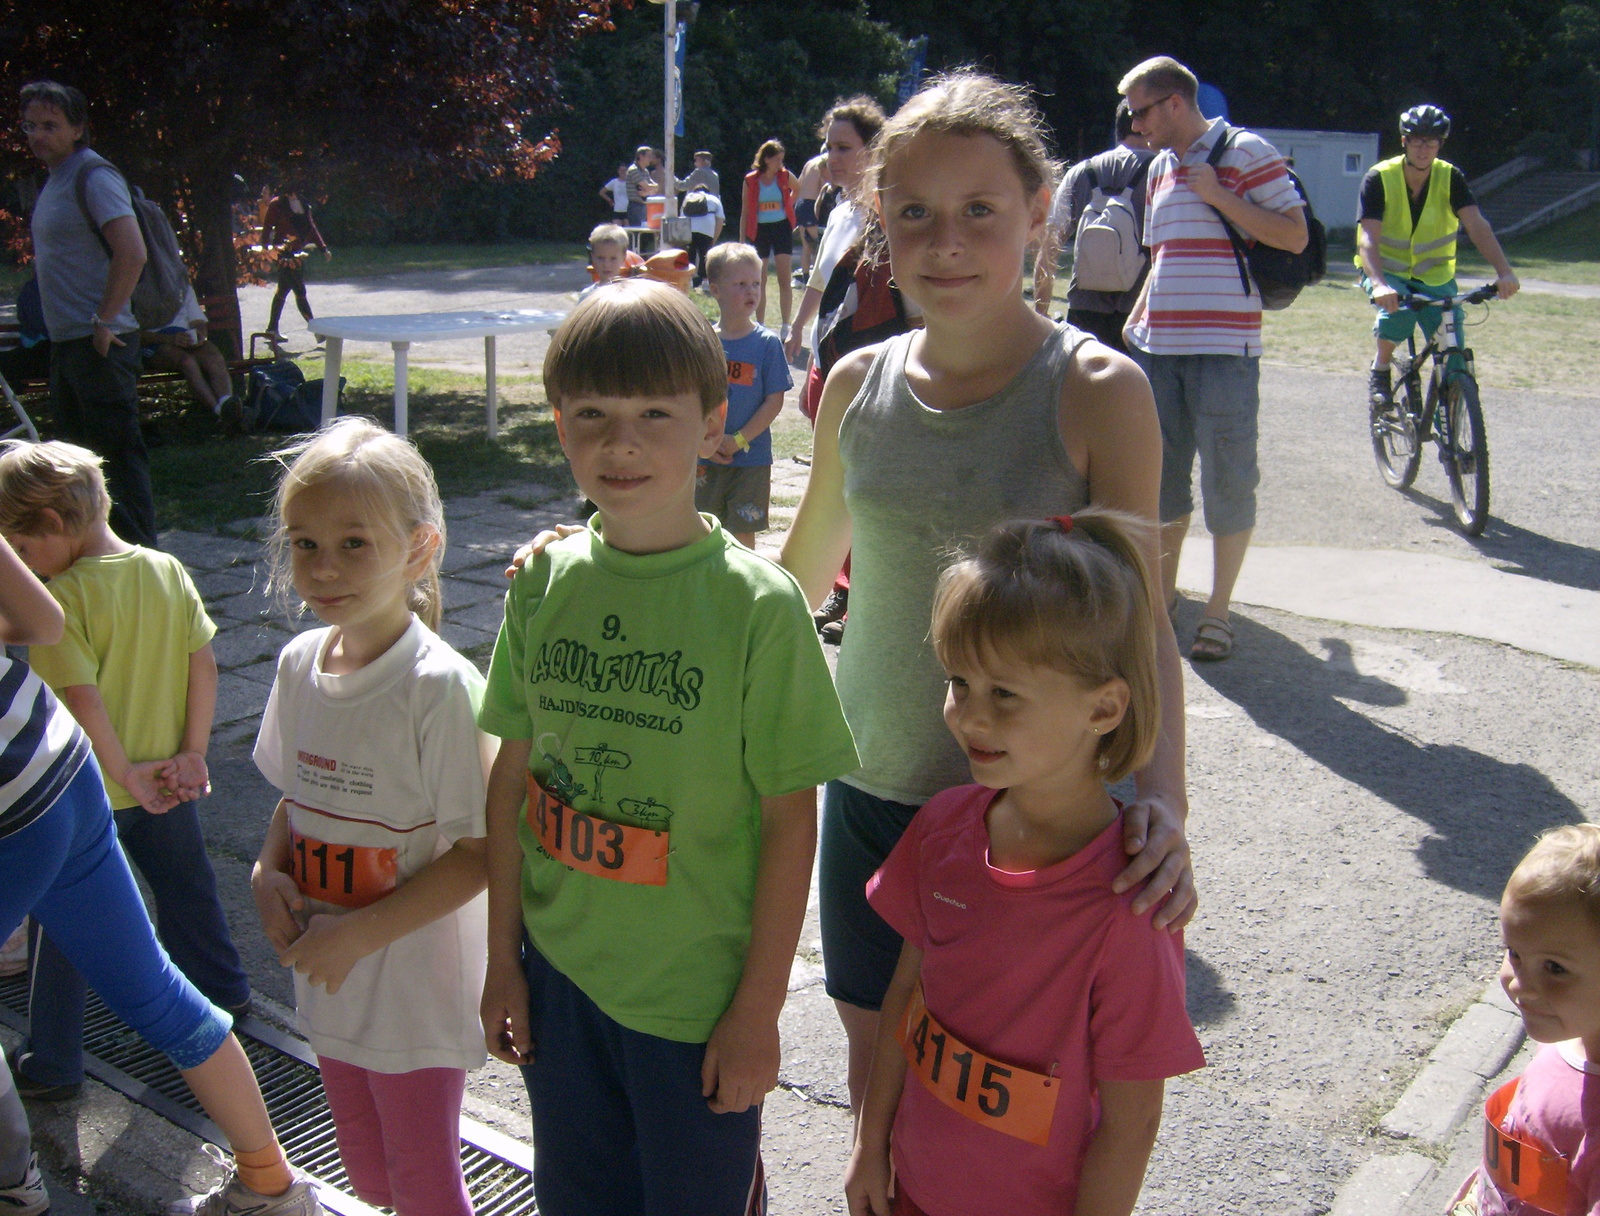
1478;1042;1600;1216
866;784;1205;1216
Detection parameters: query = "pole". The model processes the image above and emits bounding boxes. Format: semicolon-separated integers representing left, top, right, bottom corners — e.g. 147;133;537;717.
663;0;677;219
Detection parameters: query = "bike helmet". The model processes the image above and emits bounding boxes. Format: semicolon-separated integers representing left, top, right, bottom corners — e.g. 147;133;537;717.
1399;105;1451;140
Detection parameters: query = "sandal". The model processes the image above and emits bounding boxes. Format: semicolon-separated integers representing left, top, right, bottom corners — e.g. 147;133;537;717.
1190;616;1234;662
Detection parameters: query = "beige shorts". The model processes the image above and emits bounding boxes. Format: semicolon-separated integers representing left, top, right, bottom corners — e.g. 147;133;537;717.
696;462;771;533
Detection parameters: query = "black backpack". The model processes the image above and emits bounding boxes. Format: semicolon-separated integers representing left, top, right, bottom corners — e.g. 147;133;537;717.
1203;127;1327;310
75;160;190;330
682;190;711;217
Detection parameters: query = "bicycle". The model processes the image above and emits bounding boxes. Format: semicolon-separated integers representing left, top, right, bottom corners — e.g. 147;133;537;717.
1368;282;1498;535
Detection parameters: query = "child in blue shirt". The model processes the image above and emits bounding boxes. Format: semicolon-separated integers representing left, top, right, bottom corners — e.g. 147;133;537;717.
697;243;792;548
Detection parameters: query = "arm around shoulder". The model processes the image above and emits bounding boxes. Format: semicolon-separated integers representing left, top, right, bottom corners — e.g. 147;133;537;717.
778;345;875;607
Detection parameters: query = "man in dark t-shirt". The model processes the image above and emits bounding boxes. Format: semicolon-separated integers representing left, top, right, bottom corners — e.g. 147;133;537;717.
1355;105;1518;407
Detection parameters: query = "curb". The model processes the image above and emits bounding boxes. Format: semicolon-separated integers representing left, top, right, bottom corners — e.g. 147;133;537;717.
1330;981;1523;1216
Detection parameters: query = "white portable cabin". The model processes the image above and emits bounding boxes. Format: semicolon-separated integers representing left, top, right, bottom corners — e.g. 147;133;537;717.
1252;129;1381;233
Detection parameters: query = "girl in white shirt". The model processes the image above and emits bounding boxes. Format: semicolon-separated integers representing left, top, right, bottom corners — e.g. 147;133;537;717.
251;418;492;1216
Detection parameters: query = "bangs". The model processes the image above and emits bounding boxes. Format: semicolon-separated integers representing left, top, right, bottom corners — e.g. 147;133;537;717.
544;282;727;414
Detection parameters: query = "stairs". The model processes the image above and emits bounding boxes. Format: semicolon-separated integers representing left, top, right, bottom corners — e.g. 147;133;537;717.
1474;170;1600;237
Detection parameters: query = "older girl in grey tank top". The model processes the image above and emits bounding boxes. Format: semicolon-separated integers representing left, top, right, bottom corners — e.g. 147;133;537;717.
836;324;1090;805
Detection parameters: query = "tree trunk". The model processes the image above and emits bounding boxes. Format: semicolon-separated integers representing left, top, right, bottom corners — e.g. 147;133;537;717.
190;174;244;360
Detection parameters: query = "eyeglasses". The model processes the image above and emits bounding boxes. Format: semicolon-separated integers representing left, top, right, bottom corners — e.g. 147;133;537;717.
1405;135;1442;148
1128;94;1175;122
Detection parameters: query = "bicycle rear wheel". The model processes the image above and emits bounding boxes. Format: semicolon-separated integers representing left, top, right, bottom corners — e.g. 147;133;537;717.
1370;371;1422;489
1442;375;1490;535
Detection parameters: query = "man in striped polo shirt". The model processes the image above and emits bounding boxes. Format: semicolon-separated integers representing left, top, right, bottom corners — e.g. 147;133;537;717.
1119;57;1308;662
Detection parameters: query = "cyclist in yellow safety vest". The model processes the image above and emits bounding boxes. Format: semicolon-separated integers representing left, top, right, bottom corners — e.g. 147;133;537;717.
1356;105;1519;408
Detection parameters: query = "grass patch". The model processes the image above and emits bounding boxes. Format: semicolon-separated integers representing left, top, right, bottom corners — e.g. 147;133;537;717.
302;241;585;282
129;356;568;533
1458;202;1600;285
1259;276;1600;395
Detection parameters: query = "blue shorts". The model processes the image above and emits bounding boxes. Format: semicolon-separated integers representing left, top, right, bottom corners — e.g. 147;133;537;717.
1147;352;1261;536
0;757;231;1072
1362;275;1464;346
794;198;817;229
818;780;922;1010
519;944;765;1216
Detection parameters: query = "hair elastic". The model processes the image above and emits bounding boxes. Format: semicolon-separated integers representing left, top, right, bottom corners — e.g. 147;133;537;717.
1053;515;1074;533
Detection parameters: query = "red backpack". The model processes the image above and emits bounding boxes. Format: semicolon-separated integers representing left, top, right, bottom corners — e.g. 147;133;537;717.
815;242;908;378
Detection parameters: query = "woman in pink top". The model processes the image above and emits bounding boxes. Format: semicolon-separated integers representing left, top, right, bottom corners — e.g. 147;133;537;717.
845;512;1205;1216
741;140;797;334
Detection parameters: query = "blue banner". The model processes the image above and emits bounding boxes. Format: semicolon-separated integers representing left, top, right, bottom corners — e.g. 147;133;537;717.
674;21;687;137
898;36;928;107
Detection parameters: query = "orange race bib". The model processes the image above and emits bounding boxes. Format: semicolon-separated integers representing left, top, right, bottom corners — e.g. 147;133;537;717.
897;980;1058;1146
727;359;757;388
288;826;397;909
527;777;669;887
1483;1078;1570;1215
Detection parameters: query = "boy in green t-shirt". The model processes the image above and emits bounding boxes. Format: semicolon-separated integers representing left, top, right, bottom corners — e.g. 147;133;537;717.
0;440;250;1098
478;281;858;1216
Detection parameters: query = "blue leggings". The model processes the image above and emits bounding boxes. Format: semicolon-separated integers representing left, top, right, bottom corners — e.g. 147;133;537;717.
0;758;231;1072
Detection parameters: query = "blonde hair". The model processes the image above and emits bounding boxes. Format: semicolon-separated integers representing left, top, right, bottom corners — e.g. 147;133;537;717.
0;440;112;536
750;139;785;174
543;280;727;416
931;510;1161;783
1505;824;1600;930
856;71;1059;265
266;418;446;630
588;223;628;253
705;242;762;283
1117;56;1200;106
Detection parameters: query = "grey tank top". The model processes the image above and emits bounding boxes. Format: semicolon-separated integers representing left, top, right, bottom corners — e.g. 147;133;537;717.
836;325;1092;805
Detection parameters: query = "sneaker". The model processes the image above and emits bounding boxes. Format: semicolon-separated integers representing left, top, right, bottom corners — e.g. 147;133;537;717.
3;1047;81;1103
0;1152;48;1216
780;322;791;343
791;269;807;288
219;396;257;437
1368;364;1393;409
819;618;845;646
167;1146;322;1216
812;587;848;631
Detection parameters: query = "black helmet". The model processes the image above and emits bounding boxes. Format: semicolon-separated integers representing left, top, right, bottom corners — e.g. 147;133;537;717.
1399;105;1451;140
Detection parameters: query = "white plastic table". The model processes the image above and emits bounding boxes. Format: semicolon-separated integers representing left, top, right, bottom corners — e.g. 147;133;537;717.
308;309;566;439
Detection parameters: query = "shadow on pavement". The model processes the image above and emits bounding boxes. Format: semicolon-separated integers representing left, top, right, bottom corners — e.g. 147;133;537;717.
1185;951;1236;1027
1187;615;1583;900
1402;488;1600;592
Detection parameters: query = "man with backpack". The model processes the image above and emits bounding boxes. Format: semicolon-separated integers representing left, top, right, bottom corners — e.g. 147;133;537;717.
1119;56;1308;662
21;80;156;546
1034;99;1153;353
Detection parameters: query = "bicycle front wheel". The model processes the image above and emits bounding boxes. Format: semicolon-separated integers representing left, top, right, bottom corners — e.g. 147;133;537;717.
1370;372;1422;489
1442;375;1490;535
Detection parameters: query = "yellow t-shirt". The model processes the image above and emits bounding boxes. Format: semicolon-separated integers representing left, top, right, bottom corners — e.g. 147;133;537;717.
28;547;216;809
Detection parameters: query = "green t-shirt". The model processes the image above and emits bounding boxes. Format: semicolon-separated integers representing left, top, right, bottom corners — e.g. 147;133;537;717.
28;547;216;810
478;520;859;1042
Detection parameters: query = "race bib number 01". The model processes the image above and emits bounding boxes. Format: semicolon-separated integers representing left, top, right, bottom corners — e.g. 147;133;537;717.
288;827;398;909
897;980;1058;1146
527;776;668;886
1483;1078;1569;1215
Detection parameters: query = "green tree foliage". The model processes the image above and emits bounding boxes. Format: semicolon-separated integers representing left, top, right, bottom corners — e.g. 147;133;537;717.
323;0;908;244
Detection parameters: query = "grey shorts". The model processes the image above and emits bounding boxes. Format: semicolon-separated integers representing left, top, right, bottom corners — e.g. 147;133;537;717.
1146;352;1260;536
695;462;771;533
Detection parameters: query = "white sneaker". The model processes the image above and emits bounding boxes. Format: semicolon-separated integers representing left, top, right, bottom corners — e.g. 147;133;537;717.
0;1152;48;1216
780;322;791;342
167;1145;322;1216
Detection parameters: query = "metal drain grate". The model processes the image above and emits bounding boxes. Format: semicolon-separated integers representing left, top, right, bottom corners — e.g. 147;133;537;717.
0;972;536;1214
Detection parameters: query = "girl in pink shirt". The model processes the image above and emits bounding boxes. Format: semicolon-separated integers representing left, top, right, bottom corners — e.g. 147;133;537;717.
1452;824;1600;1216
845;511;1204;1216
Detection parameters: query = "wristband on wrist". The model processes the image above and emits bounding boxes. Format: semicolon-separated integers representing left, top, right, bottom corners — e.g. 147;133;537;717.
733;431;750;452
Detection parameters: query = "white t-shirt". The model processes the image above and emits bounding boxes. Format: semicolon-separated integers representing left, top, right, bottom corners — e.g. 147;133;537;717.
604;176;629;213
254;616;492;1073
807;199;865;361
688;192;725;238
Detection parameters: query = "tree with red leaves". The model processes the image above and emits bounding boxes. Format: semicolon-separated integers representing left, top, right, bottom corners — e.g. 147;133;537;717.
1;0;618;349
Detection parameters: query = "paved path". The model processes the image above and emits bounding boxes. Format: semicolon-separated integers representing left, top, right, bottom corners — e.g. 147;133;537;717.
28;263;1600;1214
1324;261;1600;298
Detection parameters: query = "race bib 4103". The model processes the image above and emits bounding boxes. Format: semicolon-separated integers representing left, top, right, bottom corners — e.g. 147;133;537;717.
898;980;1059;1146
527;776;669;886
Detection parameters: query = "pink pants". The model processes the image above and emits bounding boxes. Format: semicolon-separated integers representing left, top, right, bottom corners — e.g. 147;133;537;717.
318;1057;472;1216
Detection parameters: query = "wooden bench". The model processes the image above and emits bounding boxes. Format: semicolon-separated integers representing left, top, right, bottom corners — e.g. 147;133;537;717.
0;293;279;435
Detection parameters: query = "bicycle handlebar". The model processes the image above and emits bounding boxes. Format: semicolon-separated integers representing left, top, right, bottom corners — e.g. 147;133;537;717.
1388;283;1500;312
